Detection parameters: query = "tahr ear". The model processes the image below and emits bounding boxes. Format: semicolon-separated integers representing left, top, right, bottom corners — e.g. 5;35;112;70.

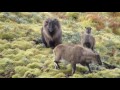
89;27;92;30
53;18;60;23
45;18;50;23
44;18;50;26
53;18;60;28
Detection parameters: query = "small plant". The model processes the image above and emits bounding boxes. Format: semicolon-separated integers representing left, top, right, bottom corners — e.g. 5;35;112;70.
66;12;80;20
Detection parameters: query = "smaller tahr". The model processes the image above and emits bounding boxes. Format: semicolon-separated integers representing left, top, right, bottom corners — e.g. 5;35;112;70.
80;27;95;51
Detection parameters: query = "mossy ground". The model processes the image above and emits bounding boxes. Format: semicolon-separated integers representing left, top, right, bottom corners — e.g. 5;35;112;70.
0;12;120;78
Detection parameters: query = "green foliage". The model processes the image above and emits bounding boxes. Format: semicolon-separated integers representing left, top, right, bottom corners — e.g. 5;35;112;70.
14;66;29;77
76;65;88;73
12;40;33;50
27;62;41;69
70;74;83;78
23;68;41;78
0;58;14;78
0;32;15;40
54;73;66;78
66;12;80;20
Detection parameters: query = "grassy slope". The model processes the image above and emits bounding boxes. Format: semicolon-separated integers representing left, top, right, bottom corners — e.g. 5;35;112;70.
0;12;120;78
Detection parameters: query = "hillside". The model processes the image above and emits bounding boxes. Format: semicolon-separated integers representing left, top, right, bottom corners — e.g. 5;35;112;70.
0;12;120;78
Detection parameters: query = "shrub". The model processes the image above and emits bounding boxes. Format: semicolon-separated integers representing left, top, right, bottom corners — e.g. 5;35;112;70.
14;66;29;77
12;40;33;50
66;12;80;20
27;62;42;69
23;68;41;78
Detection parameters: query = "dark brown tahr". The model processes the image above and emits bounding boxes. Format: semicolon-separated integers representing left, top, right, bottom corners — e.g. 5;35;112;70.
41;18;62;49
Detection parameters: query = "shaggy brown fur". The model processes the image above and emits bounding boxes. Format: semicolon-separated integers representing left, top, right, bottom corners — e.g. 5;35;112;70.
80;27;95;51
41;18;62;49
53;44;102;75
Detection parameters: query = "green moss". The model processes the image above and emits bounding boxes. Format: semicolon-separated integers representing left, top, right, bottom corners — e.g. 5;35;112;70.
71;74;83;78
13;51;25;61
5;54;15;59
30;58;40;63
0;44;4;52
82;69;120;78
84;73;102;78
15;66;29;77
14;61;24;66
0;58;14;78
38;72;53;78
23;68;41;78
0;32;15;41
27;62;42;69
96;69;120;78
14;57;30;66
54;73;66;78
2;48;18;55
47;71;59;76
27;48;41;55
48;63;54;69
0;58;14;70
61;64;72;74
0;70;4;73
24;50;34;57
12;40;33;50
76;65;88;73
4;43;12;49
0;42;11;52
0;39;7;44
44;60;52;66
33;54;45;60
12;74;21;78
